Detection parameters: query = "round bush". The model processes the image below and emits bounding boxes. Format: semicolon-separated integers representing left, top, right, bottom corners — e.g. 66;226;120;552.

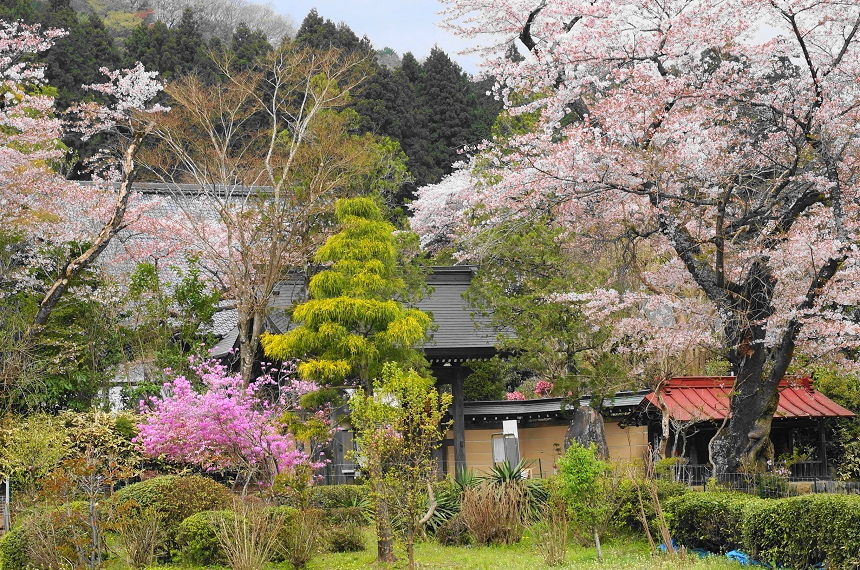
0;525;30;570
666;491;760;553
327;523;366;553
434;513;470;546
111;475;233;530
175;510;233;566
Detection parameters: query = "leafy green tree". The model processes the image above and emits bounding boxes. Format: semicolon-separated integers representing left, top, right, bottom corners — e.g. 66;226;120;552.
556;442;612;561
349;363;452;566
119;260;220;390
261;197;430;389
465;216;624;401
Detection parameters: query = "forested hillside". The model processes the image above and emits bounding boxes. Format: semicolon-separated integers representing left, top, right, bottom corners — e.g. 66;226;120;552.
0;0;501;205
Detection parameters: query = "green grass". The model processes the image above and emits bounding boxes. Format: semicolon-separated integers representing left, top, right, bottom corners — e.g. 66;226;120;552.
305;535;743;570
95;530;742;570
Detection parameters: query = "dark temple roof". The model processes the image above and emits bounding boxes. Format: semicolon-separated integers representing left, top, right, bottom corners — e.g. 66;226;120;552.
238;266;505;362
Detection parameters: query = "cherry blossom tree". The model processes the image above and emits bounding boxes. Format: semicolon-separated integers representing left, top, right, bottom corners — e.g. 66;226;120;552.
0;20;167;407
418;0;860;476
0;20;167;339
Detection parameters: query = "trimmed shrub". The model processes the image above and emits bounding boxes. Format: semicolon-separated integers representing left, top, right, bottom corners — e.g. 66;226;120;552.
666;491;761;553
307;484;370;509
0;525;30;570
611;478;688;533
327;523;366;552
743;493;860;570
111;475;233;531
175;510;233;566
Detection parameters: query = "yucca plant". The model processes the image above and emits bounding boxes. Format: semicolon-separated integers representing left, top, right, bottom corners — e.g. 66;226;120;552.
482;460;548;519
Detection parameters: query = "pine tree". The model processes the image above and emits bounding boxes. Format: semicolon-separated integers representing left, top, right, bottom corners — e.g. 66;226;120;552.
418;47;473;184
295;8;373;58
123;9;207;80
42;7;121;109
261;197;431;389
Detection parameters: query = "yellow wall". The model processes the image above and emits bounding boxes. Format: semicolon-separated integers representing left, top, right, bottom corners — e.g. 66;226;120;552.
446;420;648;477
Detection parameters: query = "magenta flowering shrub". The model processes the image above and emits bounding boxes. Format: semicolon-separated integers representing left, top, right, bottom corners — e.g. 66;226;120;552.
136;359;328;489
534;380;554;397
505;391;526;401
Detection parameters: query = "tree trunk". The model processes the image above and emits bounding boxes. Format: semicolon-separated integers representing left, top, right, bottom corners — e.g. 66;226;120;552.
709;258;781;478
373;480;395;563
25;134;144;342
709;364;782;477
564;406;608;459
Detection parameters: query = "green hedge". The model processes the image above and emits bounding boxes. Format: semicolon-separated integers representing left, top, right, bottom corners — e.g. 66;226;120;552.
742;494;860;570
666;491;761;553
111;475;233;531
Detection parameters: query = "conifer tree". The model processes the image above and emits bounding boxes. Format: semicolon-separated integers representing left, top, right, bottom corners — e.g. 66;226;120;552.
261;197;431;389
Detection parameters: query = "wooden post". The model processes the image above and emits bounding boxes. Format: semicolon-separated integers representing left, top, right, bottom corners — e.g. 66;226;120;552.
818;417;828;478
453;366;466;477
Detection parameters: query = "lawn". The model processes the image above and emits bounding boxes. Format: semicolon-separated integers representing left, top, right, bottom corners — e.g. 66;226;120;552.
305;536;744;570
96;531;743;570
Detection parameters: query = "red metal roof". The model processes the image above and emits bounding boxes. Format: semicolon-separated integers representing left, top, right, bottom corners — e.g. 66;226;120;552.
643;376;855;422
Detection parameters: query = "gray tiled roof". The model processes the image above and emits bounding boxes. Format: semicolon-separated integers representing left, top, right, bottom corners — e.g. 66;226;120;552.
420;266;501;351
93;183;507;358
261;266;505;353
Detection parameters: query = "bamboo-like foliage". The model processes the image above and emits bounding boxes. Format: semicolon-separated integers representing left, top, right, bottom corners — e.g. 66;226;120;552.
262;197;431;387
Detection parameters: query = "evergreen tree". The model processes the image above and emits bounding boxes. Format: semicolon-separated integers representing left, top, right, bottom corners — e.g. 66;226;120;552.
230;23;272;71
42;7;121;109
295;8;373;58
465;217;624;401
261;197;431;389
123;9;206;80
418;47;473;184
0;0;36;21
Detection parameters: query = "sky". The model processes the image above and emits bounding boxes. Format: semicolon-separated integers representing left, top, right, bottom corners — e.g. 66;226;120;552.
268;0;484;74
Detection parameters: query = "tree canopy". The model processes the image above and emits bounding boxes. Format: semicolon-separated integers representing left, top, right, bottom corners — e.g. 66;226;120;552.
261;197;431;389
415;0;860;475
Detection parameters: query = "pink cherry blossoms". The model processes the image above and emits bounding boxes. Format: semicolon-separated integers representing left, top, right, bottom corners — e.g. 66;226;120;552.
422;0;860;472
136;359;328;489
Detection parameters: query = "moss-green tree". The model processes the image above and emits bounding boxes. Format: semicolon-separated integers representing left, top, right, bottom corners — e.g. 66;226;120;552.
349;363;452;567
556;442;615;561
261;197;430;389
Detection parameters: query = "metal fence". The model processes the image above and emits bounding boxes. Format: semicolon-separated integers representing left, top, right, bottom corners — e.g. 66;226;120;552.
666;462;860;497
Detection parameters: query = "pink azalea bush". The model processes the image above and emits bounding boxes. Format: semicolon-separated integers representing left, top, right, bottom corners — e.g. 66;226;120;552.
505;391;526;401
136;358;328;490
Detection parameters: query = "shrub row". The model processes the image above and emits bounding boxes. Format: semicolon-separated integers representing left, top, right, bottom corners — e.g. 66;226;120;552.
174;505;365;566
666;491;860;569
